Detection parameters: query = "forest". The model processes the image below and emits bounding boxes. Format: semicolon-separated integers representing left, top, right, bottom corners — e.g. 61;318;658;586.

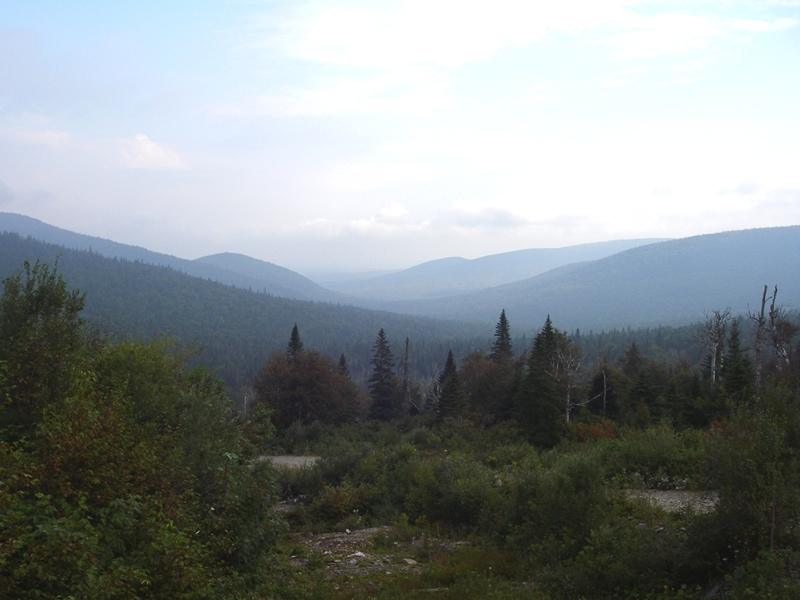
1;258;800;599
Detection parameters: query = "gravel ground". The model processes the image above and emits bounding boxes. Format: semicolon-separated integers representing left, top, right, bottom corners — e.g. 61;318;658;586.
626;490;719;514
262;455;320;469
285;527;471;581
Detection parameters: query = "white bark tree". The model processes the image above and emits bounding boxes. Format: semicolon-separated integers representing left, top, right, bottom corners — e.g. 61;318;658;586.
697;308;731;384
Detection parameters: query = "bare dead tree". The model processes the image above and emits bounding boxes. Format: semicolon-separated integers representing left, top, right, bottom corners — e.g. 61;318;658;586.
591;351;612;413
768;287;798;373
748;285;772;400
547;335;585;423
697;308;731;384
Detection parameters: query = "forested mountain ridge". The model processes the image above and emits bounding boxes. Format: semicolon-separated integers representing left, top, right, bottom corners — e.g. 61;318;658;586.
0;233;491;394
374;225;800;331
192;251;346;301
0;212;344;302
325;238;665;300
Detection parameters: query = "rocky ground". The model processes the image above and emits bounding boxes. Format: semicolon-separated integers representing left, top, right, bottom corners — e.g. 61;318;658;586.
626;490;719;514
283;526;472;582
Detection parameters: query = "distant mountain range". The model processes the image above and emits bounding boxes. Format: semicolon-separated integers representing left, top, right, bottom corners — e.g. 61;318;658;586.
2;212;798;333
0;213;343;303
376;226;800;331
325;239;665;300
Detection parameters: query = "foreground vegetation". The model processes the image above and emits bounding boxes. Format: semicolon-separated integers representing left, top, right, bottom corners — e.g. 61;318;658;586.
1;260;799;598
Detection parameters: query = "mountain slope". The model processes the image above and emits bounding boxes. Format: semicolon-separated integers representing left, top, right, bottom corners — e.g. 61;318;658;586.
0;232;490;391
0;212;343;302
328;238;666;300
193;252;340;300
377;226;800;331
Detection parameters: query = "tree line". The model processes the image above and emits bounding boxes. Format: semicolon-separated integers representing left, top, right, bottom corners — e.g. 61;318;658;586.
252;300;799;447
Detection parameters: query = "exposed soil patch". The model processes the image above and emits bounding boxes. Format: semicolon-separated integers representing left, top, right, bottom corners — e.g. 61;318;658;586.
262;455;319;469
626;490;719;514
284;527;470;581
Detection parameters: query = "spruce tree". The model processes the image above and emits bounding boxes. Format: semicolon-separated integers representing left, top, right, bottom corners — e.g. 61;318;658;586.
368;329;398;420
338;352;349;376
514;316;563;447
723;320;753;400
437;349;465;419
490;309;513;365
286;323;303;360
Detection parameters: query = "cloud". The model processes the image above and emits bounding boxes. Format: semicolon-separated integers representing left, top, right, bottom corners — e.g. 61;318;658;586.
120;134;188;171
0;127;69;149
322;160;437;192
260;0;642;69
0;181;15;204
604;13;798;60
228;1;799;118
728;17;797;33
441;206;531;229
732;181;761;196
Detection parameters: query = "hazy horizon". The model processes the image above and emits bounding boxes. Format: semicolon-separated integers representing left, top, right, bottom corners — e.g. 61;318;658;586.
1;1;798;271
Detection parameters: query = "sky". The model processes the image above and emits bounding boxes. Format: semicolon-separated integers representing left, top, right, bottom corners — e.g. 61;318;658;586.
0;1;799;273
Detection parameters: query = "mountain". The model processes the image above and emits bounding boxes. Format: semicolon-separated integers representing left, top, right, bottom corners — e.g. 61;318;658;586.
375;226;800;332
193;252;340;301
0;212;343;302
326;238;666;300
0;232;491;393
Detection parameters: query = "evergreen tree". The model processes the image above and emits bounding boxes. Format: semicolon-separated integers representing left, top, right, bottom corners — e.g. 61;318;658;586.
514;316;564;447
723;320;753;401
338;352;349;376
368;329;399;420
490;309;513;365
286;323;303;360
437;349;465;419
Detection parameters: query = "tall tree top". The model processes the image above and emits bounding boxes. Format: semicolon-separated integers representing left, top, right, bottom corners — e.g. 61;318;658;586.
439;349;457;384
368;328;398;420
338;352;349;376
286;323;303;360
490;309;513;365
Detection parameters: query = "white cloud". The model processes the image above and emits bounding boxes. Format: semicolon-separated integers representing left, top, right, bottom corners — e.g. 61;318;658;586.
0;181;14;204
231;1;799;118
604;13;720;59
728;17;797;32
266;0;632;69
322;160;437;192
120;134;188;171
438;206;531;229
0;127;69;149
217;67;451;117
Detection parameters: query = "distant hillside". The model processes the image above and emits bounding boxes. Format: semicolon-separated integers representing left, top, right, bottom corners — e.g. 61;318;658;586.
0;212;343;302
193;252;343;301
0;233;491;393
378;226;800;331
328;238;665;300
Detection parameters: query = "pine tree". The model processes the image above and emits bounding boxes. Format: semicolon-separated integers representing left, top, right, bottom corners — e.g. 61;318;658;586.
514;316;564;447
723;320;753;401
286;323;303;360
368;329;398;420
490;309;513;365
338;352;349;376
437;349;465;419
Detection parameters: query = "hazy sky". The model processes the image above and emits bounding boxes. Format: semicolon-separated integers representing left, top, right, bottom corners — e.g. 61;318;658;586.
1;1;798;272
